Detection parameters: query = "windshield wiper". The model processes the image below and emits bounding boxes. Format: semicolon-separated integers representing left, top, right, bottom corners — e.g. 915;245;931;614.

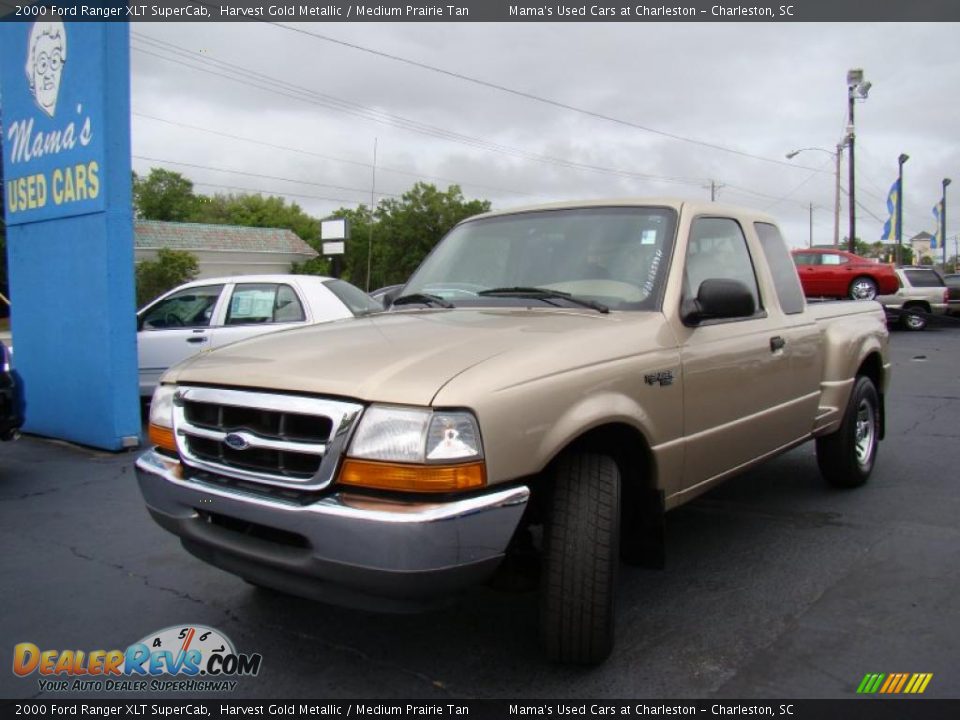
477;287;609;314
391;293;455;309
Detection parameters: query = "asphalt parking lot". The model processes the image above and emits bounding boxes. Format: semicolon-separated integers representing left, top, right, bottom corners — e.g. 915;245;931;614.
1;327;958;700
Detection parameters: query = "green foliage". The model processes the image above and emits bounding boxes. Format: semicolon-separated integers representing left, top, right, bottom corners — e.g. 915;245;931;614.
330;183;490;290
192;193;319;244
133;169;200;222
131;168;490;290
135;248;200;308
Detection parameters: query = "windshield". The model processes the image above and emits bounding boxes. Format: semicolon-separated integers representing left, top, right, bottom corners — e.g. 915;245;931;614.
401;207;678;311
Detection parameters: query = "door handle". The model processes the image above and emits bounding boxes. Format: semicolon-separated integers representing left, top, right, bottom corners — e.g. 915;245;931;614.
770;336;786;352
187;336;208;344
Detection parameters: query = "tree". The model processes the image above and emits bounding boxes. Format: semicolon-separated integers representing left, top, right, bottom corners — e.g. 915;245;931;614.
192;193;319;244
135;248;199;308
373;183;490;288
133;169;200;222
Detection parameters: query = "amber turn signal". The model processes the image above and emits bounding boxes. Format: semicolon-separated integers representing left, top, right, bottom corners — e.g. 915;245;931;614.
337;459;486;493
148;423;177;453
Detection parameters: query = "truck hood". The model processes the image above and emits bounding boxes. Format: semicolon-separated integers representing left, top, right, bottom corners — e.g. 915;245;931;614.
166;308;663;406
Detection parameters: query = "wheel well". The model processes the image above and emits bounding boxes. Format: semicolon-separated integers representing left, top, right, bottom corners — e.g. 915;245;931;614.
533;423;664;567
902;300;931;313
856;352;885;440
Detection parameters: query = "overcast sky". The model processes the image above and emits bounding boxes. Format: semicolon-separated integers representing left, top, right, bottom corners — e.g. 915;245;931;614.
129;21;960;254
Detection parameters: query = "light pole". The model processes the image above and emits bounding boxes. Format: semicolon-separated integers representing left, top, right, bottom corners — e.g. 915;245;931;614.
786;144;844;247
896;154;909;266
943;178;951;267
847;69;872;254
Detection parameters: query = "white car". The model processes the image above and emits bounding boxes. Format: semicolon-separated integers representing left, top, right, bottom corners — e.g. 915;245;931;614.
137;275;380;396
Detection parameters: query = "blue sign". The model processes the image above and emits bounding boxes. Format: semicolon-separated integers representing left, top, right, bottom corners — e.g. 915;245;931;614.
2;19;106;223
1;19;140;451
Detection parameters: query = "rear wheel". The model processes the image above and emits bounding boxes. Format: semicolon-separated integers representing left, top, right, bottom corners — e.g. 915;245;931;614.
900;304;928;331
816;375;880;488
849;276;878;300
540;453;620;664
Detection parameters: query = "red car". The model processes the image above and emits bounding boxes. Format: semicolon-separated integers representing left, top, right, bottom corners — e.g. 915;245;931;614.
791;249;899;300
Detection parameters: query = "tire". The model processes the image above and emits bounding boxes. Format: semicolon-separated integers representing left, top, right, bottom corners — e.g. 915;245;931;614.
900;306;928;331
540;453;620;664
816;376;880;488
849;276;878;301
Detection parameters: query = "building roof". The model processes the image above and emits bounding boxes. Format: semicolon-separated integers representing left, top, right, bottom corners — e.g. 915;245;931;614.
134;220;318;257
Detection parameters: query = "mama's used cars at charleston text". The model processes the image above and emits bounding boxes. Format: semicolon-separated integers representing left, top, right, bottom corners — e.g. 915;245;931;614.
136;199;890;663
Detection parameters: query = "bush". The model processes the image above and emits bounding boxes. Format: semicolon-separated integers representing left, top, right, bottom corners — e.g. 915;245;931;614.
135;249;199;308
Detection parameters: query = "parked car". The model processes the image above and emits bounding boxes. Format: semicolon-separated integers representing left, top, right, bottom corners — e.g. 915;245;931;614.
877;267;950;331
944;274;960;317
137;275;381;397
791;248;899;300
0;341;24;441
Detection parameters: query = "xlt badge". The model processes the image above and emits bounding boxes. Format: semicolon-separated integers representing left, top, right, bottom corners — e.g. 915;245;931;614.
644;370;674;387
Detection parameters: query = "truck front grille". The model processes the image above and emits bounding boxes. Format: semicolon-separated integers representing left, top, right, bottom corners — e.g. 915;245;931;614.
173;387;363;490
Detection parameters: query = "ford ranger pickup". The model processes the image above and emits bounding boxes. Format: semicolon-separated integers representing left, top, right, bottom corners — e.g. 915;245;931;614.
136;199;890;664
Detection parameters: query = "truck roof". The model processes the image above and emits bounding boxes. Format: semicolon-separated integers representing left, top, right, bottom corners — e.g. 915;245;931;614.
462;197;780;226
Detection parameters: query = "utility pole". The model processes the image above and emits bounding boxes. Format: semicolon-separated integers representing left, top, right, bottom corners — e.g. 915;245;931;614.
709;180;723;202
808;203;813;248
943;178;951;267
846;69;871;254
833;142;843;248
365;137;378;292
896;154;909;266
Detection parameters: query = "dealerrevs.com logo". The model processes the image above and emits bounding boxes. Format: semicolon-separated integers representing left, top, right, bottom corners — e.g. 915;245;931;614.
12;625;262;693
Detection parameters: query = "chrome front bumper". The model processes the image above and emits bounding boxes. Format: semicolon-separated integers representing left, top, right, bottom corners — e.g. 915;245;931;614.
135;450;530;610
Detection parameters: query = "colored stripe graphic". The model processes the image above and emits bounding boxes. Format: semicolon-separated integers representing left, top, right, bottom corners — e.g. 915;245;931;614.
857;673;933;694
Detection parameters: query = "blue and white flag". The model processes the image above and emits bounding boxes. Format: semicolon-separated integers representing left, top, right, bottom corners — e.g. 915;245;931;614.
881;179;900;241
931;201;942;249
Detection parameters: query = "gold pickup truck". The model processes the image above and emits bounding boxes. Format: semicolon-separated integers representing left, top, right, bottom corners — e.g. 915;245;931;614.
136;199;890;664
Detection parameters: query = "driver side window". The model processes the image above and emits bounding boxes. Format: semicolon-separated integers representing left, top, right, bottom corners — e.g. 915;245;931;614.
683;218;761;311
140;285;224;330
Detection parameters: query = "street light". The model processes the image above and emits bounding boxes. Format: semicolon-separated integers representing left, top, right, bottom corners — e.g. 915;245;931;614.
847;68;871;253
896;154;909;265
785;144;845;248
943;178;951;267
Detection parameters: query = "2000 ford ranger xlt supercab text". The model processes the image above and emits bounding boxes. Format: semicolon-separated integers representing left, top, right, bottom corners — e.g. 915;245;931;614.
136;200;890;664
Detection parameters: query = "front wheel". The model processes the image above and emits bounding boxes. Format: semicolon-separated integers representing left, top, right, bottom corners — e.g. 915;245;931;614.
849;276;878;301
816;376;880;488
540;453;620;664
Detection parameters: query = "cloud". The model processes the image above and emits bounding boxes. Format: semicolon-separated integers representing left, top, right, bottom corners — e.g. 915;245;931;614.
130;21;960;248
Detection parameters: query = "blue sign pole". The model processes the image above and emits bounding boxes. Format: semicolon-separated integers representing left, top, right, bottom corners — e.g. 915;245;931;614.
1;20;140;450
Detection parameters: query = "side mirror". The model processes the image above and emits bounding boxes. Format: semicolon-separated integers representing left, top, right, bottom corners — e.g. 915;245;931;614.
682;278;756;325
381;287;402;309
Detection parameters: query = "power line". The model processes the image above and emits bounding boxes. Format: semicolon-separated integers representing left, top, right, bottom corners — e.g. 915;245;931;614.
187;181;371;206
267;22;823;172
132;155;400;198
132;111;533;198
130;34;712;189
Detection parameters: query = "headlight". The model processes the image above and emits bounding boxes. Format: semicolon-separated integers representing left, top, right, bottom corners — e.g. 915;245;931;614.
348;406;483;463
148;385;178;452
341;405;485;492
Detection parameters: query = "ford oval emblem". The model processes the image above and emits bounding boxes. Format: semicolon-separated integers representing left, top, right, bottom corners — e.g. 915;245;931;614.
224;433;250;451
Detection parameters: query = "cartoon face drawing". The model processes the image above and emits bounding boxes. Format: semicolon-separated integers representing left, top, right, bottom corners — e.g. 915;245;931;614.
25;21;67;118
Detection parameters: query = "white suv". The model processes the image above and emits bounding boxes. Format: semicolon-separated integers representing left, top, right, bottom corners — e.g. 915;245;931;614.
877;267;949;331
